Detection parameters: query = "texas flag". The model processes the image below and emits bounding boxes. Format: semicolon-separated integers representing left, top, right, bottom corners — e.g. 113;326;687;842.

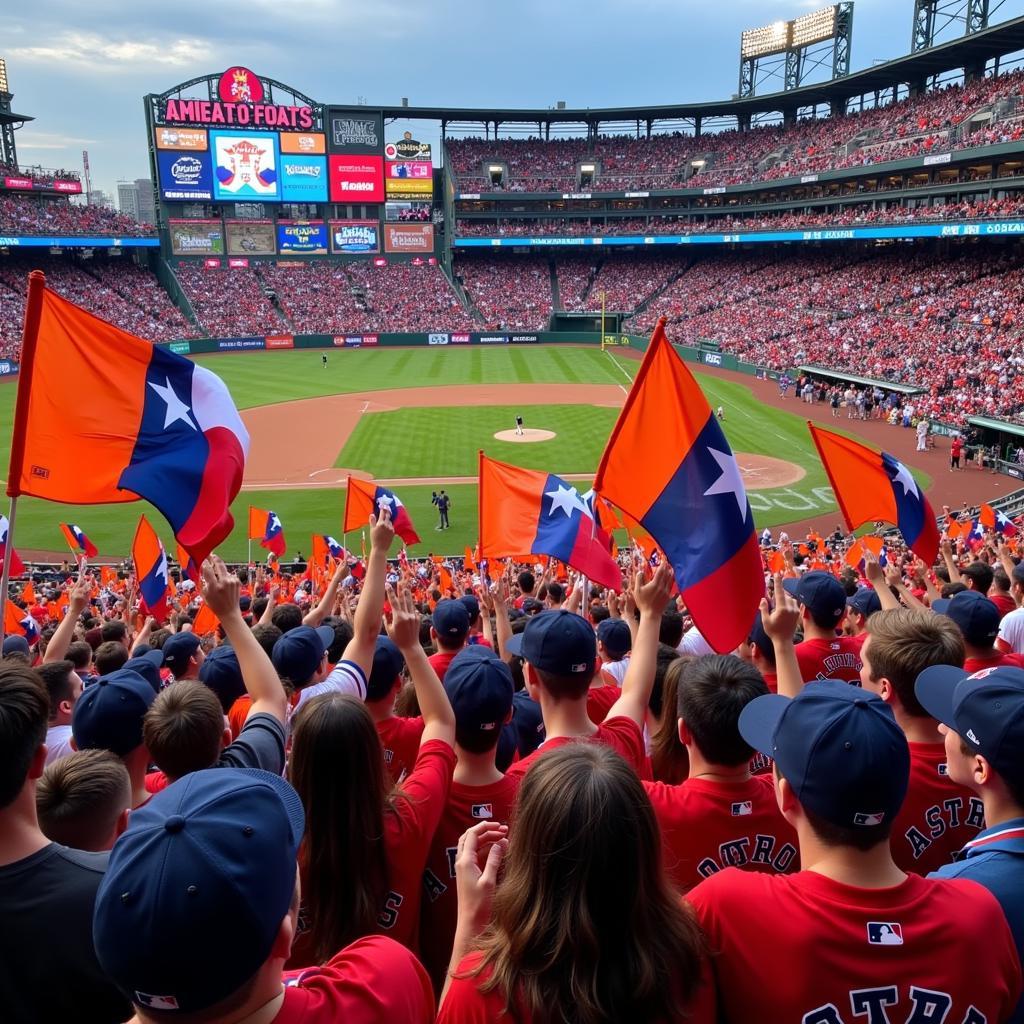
249;507;287;557
809;423;939;564
175;542;200;584
60;522;98;558
479;454;621;591
594;319;763;652
344;477;420;546
980;502;1019;538
4;599;40;645
132;515;170;622
0;515;25;577
7;276;249;566
311;534;346;570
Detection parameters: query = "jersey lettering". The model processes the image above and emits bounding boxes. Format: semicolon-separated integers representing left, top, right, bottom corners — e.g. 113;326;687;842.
422;869;446;904
382;748;394;765
695;835;798;877
850;986;898;1023
720;838;750;867
903;798;986;859
803;989;984;1023
376;890;404;930
906;987;951;1023
804;1005;843;1024
445;845;458;878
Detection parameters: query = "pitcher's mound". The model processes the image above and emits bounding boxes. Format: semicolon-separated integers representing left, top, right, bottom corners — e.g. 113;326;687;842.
494;429;556;443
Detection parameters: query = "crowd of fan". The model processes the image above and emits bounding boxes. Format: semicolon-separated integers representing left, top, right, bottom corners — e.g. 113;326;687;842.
454;256;552;330
0;161;81;186
0;196;156;238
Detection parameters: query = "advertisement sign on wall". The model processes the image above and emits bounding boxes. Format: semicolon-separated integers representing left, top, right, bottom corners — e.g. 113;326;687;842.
330;220;379;253
225;220;276;255
210;131;280;201
266;335;295;349
385;178;433;199
280;154;328;202
158;150;214;201
277;221;328;254
279;132;326;154
384;133;431;161
328;109;383;154
328;155;385;203
155;127;208;151
169;218;224;256
383;223;434;253
385;160;432;180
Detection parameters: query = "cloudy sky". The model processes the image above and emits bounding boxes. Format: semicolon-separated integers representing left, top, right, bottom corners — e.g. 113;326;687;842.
6;0;1024;199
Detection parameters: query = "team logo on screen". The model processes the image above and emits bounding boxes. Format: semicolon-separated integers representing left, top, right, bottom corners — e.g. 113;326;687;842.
219;66;264;104
170;156;204;185
215;137;277;197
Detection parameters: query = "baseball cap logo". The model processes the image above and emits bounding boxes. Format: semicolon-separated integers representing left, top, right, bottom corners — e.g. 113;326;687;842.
571;662;588;673
867;922;903;945
937;763;949;776
136;993;180;1010
853;811;885;826
731;801;753;816
966;729;980;744
968;667;1000;680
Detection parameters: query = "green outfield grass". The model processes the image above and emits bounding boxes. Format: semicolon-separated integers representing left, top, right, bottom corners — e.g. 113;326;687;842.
0;347;929;560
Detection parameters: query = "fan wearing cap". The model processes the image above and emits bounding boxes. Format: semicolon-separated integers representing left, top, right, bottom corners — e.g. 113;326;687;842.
845;586;882;639
934;590;1024;673
0;663;131;1023
161;630;204;682
587;617;631;725
504;562;675;781
687;680;1022;1022
364;635;425;786
460;594;493;649
428;600;470;682
784;571;864;684
420;645;517;991
92;769;435;1022
918;664;1024;1016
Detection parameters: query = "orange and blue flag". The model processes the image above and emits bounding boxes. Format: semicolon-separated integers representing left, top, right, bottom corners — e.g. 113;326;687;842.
809;423;939;564
248;507;287;557
594;318;763;652
175;542;200;584
479;453;621;590
132;515;170;622
344;477;420;545
0;515;25;577
311;534;345;569
4;600;39;644
8;276;249;565
60;522;98;558
980;502;1019;538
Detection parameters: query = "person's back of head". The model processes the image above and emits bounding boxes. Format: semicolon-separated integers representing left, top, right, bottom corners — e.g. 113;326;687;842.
992;568;1012;597
94;640;129;677
432;599;470;653
445;647;514;755
37;749;130;851
517;571;535;596
507;610;597;703
37;660;79;724
650;655;692;785
0;663;49;812
143;682;225;782
101;620;128;648
934;590;1002;654
322;617;354;664
677;655;769;767
659;609;684;649
961;561;994;595
861;608;964;718
250;622;282;661
288;693;388;962
476;744;705;1021
271;602;303;633
66;641;93;673
545;582;565;607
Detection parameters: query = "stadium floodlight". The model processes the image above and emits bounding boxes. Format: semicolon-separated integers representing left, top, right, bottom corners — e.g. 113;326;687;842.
0;59;8;95
488;164;502;173
580;163;596;172
741;20;792;58
792;5;838;48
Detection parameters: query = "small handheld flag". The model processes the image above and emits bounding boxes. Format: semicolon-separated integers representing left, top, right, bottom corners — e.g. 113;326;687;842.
132;515;170;622
344;477;420;545
175;542;200;584
980;502;1019;538
248;507;287;557
0;516;25;577
60;522;99;558
4;600;39;645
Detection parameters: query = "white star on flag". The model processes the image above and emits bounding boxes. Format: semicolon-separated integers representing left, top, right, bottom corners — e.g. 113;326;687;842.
545;484;585;519
703;448;748;521
268;513;282;534
154;548;169;587
148;377;197;431
376;494;395;512
890;459;919;499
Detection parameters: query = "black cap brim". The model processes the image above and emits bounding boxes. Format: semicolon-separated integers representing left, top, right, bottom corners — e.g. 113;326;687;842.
738;693;791;759
504;633;525;658
914;664;968;729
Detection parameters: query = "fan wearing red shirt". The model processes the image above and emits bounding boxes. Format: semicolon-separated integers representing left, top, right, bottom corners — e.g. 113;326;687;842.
936;590;1024;673
688;680;1022;1024
503;562;675;782
420;645;518;992
784;571;864;683
644;654;798;892
364;635;424;785
858;606;986;873
428;599;470;682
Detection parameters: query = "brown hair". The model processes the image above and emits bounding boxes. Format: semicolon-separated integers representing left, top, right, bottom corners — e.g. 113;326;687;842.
143;682;224;782
469;744;706;1023
533;665;593;702
0;664;49;808
94;641;128;677
865;608;965;718
650;656;691;784
37;749;130;851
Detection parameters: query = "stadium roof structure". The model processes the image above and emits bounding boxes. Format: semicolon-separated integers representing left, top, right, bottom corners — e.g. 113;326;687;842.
798;366;925;395
380;15;1024;126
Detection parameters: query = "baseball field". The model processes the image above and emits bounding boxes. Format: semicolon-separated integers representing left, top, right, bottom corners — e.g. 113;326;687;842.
0;344;935;561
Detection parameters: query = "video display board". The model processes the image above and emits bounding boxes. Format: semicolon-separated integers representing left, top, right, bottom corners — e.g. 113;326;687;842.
280;154;328;202
328;155;385;203
384;223;434;254
157;149;214;201
277;221;328;254
169;219;224;255
211;131;281;202
225;220;276;255
330;220;379;253
384;132;433;200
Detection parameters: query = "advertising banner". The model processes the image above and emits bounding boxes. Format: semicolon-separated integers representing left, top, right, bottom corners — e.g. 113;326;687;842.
479;334;509;345
210;130;281;201
225;220;276;255
169;219;225;256
511;334;540;344
217;338;266;350
3;176;83;194
277;221;328;254
385;134;431;161
169;342;191;355
385;159;432;180
328;155;385;203
155;127;208;151
266;335;295;349
228;257;249;268
0;360;21;376
328;109;383;154
383;224;434;254
428;333;449;345
279;132;326;155
280;154;328;202
158;150;214;201
330;220;379;253
53;180;83;194
385;178;434;199
450;333;471;344
203;258;222;268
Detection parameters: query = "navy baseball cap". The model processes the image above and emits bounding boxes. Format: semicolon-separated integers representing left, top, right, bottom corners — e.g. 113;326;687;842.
123;649;165;694
505;610;596;677
433;599;470;642
916;665;1024;786
367;636;405;701
597;618;632;659
2;635;30;657
782;571;848;627
459;595;481;623
444;646;514;736
522;597;543;615
739;679;910;830
932;591;1001;646
271;625;334;684
198;646;245;713
93;768;304;1014
162;632;202;675
848;587;882;619
748;611;774;663
72;668;156;756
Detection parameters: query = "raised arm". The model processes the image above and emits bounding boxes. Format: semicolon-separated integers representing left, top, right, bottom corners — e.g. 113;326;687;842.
201;555;287;724
761;573;803;699
340;506;395;680
863;550;901;612
940;538;962;584
43;574;92;664
302;560;349;626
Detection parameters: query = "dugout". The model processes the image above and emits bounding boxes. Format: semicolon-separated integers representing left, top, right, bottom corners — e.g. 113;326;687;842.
967;416;1024;479
797;365;926;399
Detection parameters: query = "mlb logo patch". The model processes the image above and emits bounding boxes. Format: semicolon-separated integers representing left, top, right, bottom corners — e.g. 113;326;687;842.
731;801;753;816
938;763;949;776
867;922;904;946
136;993;180;1010
471;803;493;819
853;811;886;826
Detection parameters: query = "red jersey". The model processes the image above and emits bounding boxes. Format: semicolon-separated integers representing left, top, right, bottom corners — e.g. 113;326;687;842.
990;592;1017;619
376;715;425;786
688;869;1021;1023
890;741;985;875
964;650;1024;673
795;635;863;684
291;739;455;966
644;774;798;892
427;649;462;681
504;715;648;780
586;685;620;725
278;936;434;1022
419;774;521;990
438;951;717;1024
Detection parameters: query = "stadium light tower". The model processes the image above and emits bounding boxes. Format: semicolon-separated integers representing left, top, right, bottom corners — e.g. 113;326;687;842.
0;58;35;170
738;3;854;98
911;0;999;51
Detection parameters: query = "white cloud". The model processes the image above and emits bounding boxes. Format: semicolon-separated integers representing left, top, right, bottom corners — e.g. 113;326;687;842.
10;32;215;72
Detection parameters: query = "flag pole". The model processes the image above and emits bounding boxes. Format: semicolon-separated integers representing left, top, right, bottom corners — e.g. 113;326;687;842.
0;497;19;649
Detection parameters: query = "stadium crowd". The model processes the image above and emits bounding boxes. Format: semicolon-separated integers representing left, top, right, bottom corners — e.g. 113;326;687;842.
454;256;552;330
0;161;81;186
0;196;156;238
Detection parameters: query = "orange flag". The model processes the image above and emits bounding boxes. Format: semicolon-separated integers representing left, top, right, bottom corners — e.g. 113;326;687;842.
20;581;35;605
845;536;885;569
192;602;219;636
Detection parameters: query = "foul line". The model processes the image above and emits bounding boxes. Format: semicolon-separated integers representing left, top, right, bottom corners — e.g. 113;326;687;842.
603;349;634;395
